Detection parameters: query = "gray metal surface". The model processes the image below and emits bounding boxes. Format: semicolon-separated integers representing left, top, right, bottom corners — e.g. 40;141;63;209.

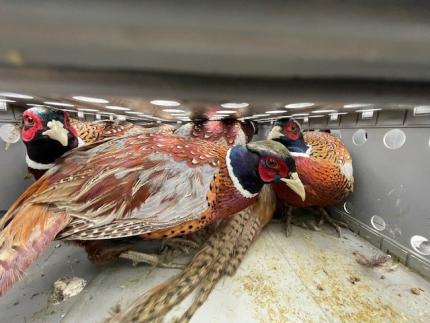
336;127;430;265
0;107;32;211
2;1;430;81
0;139;31;210
4;68;430;110
1;224;429;322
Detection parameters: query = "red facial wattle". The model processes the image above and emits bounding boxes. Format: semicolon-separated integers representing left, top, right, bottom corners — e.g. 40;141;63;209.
288;131;299;141
283;122;300;141
21;111;43;142
258;157;289;183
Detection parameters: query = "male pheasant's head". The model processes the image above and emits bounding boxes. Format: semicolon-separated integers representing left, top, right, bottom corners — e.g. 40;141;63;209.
21;107;79;174
21;106;78;146
267;118;309;154
226;139;305;201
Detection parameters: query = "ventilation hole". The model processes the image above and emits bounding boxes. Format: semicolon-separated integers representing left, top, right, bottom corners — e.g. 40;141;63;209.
370;215;386;231
343;201;352;214
410;235;430;256
0;123;20;144
352;129;367;146
383;129;406;150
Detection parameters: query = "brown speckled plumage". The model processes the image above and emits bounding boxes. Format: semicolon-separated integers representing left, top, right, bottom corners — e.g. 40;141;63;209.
269;118;353;237
1;132;290;296
175;119;250;146
274;130;353;208
70;119;144;144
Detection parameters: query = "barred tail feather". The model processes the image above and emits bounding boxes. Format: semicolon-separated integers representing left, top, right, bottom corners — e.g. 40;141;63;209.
106;186;276;322
105;209;252;323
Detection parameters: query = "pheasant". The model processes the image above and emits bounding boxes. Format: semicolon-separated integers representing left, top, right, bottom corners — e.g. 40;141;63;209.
110;119;258;267
164;119;255;244
105;119;266;322
175;119;256;145
70;117;144;144
0;133;305;296
20;106;184;265
21;106;82;180
268;117;353;236
21;106;151;180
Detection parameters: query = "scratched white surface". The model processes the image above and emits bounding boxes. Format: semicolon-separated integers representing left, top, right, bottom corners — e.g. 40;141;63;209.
1;223;430;323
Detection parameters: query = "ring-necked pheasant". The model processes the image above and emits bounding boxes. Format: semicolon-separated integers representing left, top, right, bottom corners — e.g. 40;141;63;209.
0;133;304;296
21;106;154;179
112;118;257;267
19;106;182;267
268;117;353;236
21;107;82;180
167;118;255;246
105;119;267;322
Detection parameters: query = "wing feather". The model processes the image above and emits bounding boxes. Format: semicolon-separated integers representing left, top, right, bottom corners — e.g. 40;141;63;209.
12;133;223;240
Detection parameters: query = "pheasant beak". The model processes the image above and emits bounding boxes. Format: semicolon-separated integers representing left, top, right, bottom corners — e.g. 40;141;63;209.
267;125;283;140
42;120;69;146
281;172;306;201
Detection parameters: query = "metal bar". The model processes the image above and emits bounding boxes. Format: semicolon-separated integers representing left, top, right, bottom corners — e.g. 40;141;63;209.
2;1;430;80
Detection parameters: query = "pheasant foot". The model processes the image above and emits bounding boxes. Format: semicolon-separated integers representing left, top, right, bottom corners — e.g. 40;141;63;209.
119;250;185;269
163;238;201;252
283;205;294;237
317;207;348;238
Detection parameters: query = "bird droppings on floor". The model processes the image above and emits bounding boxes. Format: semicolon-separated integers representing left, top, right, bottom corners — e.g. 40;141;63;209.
266;224;430;323
411;287;424;295
0;222;429;322
48;277;87;305
239;272;289;323
348;275;361;285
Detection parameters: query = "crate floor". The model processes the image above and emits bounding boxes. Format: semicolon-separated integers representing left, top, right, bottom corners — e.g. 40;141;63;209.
2;222;430;322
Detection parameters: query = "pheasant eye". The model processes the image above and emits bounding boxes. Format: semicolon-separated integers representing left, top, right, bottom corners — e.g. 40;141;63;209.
266;158;278;169
24;116;34;126
287;123;297;132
